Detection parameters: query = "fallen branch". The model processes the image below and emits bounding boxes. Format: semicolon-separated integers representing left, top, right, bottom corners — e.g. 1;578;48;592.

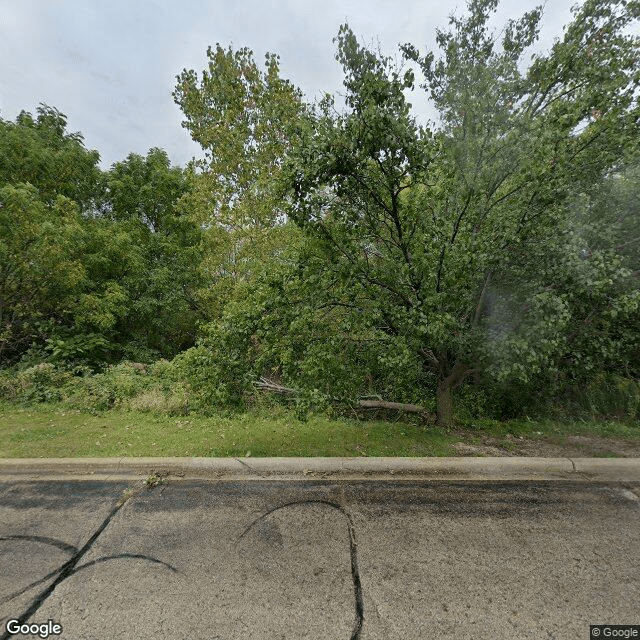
357;399;425;413
253;377;296;394
254;377;427;414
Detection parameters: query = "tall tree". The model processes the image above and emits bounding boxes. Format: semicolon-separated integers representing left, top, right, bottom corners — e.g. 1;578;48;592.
0;104;103;212
102;148;204;359
284;0;639;425
0;107;203;366
173;45;305;316
0;183;136;366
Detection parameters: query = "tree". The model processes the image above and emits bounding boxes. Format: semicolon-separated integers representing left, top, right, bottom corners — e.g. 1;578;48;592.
0;104;103;212
104;148;188;232
102;148;204;359
0;106;204;367
0;183;135;366
549;159;640;384
283;0;639;426
173;44;305;317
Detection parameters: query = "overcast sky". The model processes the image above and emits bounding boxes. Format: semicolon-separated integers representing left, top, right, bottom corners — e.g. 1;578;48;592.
0;0;577;169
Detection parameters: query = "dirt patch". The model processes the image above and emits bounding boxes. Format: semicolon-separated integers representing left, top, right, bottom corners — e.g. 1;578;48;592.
453;442;512;457
452;434;640;458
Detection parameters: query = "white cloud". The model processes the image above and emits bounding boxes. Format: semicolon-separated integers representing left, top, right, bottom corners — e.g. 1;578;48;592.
0;0;577;169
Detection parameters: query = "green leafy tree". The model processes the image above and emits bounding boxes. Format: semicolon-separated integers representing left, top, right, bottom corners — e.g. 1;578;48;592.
101;148;204;360
0;104;103;212
0;183;135;366
283;0;639;425
104;147;188;232
552;160;640;384
0;112;203;366
173;45;305;317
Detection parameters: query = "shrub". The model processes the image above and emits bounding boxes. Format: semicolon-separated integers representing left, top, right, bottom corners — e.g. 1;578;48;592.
580;373;639;421
473;373;556;421
0;363;73;403
64;361;153;411
127;386;189;415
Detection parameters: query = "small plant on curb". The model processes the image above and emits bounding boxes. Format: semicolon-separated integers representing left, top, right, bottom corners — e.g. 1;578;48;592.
144;475;165;488
117;487;137;506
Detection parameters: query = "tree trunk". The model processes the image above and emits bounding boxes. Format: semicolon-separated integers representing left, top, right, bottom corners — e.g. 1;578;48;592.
434;359;476;427
436;380;454;427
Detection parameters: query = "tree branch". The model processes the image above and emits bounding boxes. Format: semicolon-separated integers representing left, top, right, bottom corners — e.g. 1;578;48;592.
254;377;431;414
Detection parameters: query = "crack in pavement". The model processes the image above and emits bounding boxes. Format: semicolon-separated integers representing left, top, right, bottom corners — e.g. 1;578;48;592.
566;458;592;479
234;458;264;476
0;537;79;606
0;488;177;639
235;499;364;640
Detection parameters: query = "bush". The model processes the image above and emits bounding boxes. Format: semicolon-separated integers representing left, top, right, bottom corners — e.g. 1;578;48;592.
453;384;489;422
64;361;150;410
0;363;73;403
127;386;189;415
557;373;640;422
172;327;257;413
0;359;192;415
472;372;556;421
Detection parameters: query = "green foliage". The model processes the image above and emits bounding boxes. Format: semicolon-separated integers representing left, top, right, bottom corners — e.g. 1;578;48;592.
476;374;556;421
173;313;261;412
100;148;204;359
0;360;190;415
174;44;305;318
0;104;102;212
557;373;640;422
278;1;639;425
0;182;148;366
0;105;203;366
103;148;188;231
62;360;189;414
0;363;73;404
2;4;639;429
0;182;106;365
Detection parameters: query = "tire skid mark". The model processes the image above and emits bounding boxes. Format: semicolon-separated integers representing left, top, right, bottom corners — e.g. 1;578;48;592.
235;499;364;640
0;535;78;555
0;535;80;604
0;490;176;640
0;567;64;607
72;553;178;575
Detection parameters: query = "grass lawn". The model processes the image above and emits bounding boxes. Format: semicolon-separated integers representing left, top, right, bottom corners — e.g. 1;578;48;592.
0;403;637;458
0;404;456;458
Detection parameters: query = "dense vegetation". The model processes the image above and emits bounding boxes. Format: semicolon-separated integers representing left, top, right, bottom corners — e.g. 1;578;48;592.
1;0;639;428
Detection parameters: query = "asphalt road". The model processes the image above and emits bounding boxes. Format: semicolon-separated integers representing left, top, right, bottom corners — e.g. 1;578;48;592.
1;475;639;640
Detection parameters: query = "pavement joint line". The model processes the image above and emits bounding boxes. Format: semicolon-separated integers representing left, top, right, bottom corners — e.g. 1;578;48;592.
234;457;265;477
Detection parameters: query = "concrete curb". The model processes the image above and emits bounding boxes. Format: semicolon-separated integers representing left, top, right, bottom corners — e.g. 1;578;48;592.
0;457;639;481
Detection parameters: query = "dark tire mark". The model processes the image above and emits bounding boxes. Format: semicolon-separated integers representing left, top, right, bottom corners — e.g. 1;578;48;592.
72;553;178;575
0;567;64;607
235;499;364;640
0;536;79;606
0;502;122;640
0;535;78;554
0;492;176;640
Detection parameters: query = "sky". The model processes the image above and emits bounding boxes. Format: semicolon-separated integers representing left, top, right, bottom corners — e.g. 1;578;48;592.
0;0;577;170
